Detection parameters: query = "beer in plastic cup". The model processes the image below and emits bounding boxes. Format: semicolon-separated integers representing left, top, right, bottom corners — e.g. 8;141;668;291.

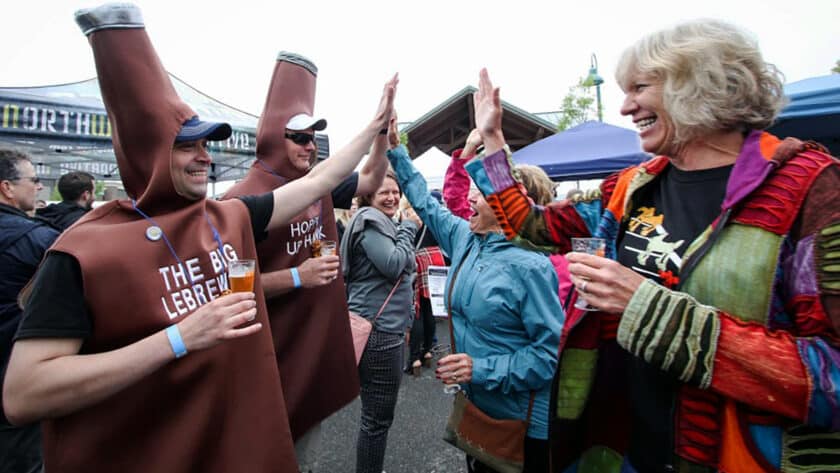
319;240;337;256
229;259;256;293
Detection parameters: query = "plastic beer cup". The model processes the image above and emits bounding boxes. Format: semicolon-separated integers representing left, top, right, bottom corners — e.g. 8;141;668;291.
229;259;256;293
571;238;606;311
319;240;337;256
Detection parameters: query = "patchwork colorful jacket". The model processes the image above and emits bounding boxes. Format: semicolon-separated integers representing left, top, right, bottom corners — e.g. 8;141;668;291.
465;131;840;472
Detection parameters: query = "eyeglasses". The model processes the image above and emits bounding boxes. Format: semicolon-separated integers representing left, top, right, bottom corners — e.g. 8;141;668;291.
284;132;316;146
13;176;40;184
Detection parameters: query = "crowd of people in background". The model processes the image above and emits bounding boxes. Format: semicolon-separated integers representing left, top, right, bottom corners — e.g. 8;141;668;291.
0;3;837;473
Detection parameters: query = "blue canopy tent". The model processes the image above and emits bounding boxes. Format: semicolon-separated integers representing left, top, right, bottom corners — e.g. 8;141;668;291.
513;120;649;180
769;74;840;156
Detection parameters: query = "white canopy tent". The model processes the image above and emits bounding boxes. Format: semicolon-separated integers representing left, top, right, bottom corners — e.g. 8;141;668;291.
410;146;450;191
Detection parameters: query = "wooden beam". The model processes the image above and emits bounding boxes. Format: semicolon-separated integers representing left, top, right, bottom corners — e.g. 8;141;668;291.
467;97;475;130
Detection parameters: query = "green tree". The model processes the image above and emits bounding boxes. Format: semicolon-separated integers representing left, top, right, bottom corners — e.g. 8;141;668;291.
399;131;410;155
94;180;106;199
556;78;597;131
833;59;840;74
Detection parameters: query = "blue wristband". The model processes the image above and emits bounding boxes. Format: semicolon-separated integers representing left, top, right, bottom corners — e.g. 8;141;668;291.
290;267;302;288
166;325;188;359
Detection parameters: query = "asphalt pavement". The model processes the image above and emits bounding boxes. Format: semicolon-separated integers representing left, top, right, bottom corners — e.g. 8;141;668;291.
319;318;467;473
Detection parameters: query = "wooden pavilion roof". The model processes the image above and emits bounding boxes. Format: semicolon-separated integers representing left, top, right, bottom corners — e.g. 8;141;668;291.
402;86;556;157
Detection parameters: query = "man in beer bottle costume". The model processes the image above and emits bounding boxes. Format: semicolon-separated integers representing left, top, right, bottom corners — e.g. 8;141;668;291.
224;53;391;471
1;4;396;472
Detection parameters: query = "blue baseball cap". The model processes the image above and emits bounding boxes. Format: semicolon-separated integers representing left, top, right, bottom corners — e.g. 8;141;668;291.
175;116;232;142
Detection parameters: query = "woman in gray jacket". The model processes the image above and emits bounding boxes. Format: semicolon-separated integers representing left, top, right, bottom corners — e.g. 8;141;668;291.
340;170;418;473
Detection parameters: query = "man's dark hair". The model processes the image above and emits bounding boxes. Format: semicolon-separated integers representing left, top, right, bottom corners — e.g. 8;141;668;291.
58;171;95;201
0;148;32;182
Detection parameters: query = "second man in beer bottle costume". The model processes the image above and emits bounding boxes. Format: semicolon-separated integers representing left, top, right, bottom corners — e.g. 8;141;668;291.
223;53;393;472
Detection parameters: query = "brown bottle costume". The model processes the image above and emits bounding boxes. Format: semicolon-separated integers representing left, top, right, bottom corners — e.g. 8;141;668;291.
223;53;359;439
40;5;297;471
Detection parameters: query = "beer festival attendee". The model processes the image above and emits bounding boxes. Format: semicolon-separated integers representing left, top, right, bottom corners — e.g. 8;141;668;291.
340;168;418;473
0;149;56;473
37;171;96;230
385;118;563;473
1;3;396;473
223;52;392;473
466;20;840;473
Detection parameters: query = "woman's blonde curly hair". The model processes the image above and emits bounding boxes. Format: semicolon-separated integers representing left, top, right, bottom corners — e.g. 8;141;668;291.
615;19;786;146
514;164;555;205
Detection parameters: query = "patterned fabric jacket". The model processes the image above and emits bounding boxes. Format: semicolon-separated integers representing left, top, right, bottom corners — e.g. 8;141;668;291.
465;131;840;472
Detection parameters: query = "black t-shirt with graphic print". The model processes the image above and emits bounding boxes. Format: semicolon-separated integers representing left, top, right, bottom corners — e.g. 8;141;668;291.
615;163;732;472
617;164;733;288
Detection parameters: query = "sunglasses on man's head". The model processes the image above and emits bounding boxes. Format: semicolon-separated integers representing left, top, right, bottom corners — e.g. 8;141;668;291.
285;132;316;146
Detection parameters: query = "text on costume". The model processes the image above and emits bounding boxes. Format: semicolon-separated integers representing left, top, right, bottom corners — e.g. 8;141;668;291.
286;215;325;255
159;243;241;319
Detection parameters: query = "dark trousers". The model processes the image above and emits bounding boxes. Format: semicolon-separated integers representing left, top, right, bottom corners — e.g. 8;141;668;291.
466;436;549;473
356;330;404;473
0;422;42;473
408;297;436;364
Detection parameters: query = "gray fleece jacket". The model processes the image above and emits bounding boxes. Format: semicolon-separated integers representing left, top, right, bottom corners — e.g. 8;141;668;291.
341;207;417;333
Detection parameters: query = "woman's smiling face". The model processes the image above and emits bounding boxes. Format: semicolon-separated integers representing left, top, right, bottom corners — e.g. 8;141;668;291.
370;176;401;219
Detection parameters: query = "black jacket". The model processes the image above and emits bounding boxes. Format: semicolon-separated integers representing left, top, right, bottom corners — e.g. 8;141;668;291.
36;201;89;230
0;203;58;425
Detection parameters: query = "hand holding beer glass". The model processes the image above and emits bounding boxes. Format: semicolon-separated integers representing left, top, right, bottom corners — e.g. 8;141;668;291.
433;344;466;395
318;240;337;256
229;259;256;293
572;238;606;311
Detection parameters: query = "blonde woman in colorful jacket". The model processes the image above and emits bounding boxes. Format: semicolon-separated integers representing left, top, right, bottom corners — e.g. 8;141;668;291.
465;20;839;473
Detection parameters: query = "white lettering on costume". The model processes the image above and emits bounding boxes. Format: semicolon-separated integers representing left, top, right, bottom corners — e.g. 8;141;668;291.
209;248;224;273
193;284;209;305
284;215;325;256
215;274;230;293
171;291;187;315
157;241;239;320
290;221;303;238
206;278;220;300
158;266;173;291
181;288;198;312
286;240;302;255
170;263;188;288
223;244;238;264
186;257;204;283
161;296;179;319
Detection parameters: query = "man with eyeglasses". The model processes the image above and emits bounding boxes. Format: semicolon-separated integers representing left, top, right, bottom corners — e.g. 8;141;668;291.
223;53;392;473
0;148;55;473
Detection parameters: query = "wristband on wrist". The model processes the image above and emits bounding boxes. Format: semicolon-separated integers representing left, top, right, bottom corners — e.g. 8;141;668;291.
290;267;302;288
166;325;188;359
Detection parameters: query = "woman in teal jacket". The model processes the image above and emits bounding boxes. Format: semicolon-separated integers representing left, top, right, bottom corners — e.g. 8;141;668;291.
386;129;564;472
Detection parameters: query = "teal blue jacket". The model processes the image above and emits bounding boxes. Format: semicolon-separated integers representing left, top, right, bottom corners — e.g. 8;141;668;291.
388;145;564;439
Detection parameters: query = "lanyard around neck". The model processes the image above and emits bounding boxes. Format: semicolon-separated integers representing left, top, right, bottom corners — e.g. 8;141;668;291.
132;200;226;285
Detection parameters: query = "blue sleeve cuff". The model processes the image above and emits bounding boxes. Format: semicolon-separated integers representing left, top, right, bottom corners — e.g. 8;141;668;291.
465;147;517;196
471;356;490;385
386;145;410;169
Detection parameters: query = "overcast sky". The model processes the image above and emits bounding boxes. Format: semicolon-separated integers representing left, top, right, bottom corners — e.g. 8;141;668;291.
3;0;838;152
